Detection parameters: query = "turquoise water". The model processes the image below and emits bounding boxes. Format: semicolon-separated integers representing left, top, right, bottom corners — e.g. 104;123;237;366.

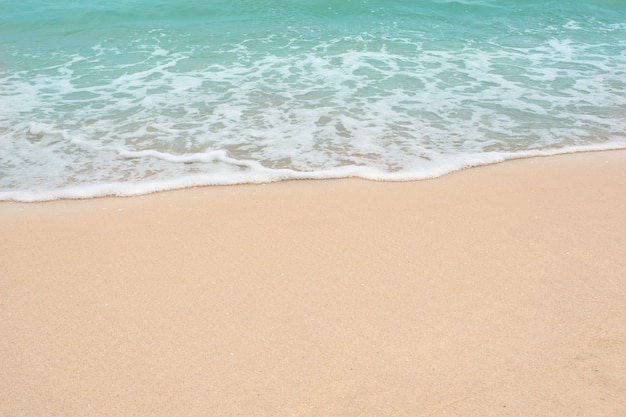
1;0;625;201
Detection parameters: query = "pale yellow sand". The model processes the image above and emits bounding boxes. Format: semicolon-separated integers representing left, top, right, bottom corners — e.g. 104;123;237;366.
1;151;625;416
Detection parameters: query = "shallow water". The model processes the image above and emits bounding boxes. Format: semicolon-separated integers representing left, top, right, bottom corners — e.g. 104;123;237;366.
1;0;625;201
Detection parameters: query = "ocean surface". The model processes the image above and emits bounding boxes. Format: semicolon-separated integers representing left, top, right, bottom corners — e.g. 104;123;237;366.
1;0;625;201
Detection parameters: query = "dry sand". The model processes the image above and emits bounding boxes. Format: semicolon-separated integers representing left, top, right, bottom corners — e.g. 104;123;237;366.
1;150;625;416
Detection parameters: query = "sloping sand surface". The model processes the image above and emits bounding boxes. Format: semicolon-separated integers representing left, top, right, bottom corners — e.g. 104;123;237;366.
1;151;625;416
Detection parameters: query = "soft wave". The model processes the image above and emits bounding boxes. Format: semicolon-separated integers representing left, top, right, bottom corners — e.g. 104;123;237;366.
1;0;625;201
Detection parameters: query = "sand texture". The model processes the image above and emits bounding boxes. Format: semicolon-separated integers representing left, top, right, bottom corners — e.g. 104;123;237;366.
1;151;626;416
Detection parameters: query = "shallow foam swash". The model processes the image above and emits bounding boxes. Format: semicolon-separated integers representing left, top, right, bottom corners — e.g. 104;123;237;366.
1;1;626;201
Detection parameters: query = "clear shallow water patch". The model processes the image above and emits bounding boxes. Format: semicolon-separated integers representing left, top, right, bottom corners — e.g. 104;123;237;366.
1;0;625;201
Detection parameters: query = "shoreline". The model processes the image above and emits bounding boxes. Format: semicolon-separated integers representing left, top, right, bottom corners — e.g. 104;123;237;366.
2;150;625;416
3;145;626;203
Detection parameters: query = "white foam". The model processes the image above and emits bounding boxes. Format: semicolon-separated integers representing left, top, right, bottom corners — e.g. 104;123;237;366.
2;19;626;201
2;141;625;202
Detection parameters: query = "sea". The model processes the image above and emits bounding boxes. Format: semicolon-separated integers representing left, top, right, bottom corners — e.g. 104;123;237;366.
1;0;625;201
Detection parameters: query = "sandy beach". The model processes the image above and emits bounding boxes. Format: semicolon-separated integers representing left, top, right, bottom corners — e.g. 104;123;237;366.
1;150;625;416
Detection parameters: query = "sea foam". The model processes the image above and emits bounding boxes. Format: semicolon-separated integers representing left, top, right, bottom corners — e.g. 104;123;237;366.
1;0;625;201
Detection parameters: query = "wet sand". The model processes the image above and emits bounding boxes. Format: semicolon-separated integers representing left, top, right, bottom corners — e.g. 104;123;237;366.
1;150;625;416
